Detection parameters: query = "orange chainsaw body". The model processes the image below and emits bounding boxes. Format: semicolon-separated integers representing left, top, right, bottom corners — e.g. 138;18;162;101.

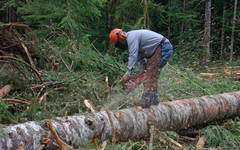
125;73;145;93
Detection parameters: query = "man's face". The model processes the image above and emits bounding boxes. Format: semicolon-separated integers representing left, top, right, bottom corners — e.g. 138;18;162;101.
115;36;128;50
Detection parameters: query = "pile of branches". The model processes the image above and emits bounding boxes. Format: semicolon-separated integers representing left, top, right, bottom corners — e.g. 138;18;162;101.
0;23;42;84
0;23;38;65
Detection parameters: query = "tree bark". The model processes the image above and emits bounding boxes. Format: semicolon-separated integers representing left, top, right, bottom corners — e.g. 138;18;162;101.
1;91;240;150
230;0;238;63
181;0;186;34
203;0;211;66
220;0;226;63
105;0;118;53
167;0;171;38
143;0;148;29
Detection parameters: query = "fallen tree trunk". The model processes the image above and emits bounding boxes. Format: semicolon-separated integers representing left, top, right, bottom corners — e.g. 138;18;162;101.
199;73;219;78
1;91;240;150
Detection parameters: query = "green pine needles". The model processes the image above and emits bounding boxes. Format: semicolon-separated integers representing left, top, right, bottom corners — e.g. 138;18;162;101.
200;118;240;148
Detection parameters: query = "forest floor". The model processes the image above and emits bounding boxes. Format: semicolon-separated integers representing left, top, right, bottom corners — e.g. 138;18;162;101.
0;61;240;149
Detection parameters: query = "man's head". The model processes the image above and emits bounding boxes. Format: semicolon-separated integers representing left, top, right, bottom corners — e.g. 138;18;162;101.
109;28;128;50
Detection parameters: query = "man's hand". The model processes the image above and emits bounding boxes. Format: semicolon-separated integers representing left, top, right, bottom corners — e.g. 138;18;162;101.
122;72;131;83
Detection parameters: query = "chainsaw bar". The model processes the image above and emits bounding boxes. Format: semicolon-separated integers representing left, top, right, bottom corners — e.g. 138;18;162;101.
124;73;145;94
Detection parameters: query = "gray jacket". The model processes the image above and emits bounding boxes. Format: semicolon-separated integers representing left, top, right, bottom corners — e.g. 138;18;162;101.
126;29;168;75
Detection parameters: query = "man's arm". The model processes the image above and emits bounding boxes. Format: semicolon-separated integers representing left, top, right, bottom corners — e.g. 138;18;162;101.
127;34;140;75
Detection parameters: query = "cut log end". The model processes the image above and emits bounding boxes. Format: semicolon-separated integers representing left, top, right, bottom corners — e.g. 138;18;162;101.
236;72;240;81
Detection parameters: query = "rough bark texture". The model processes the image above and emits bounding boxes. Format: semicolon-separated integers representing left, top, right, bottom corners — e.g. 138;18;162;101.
220;0;226;63
203;0;211;66
230;0;238;63
1;91;240;150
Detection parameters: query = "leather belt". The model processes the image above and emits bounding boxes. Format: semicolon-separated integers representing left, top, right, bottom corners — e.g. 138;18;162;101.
162;42;170;47
161;37;167;44
160;37;170;47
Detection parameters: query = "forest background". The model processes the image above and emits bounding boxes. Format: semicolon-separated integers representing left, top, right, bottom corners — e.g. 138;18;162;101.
0;0;240;149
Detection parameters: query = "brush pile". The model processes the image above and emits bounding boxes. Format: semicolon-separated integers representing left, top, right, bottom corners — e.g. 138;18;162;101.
0;23;38;65
0;23;42;85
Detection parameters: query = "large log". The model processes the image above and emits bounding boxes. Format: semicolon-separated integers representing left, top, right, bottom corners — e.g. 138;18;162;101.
0;91;240;150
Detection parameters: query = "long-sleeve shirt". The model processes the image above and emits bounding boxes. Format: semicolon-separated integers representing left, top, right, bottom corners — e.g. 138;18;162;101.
126;29;169;75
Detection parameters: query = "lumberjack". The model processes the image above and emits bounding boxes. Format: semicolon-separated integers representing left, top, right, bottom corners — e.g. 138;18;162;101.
109;29;173;108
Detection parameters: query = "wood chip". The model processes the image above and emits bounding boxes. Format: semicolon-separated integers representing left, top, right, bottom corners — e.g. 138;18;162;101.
115;112;120;120
196;136;205;148
16;146;24;150
137;106;142;111
42;138;51;145
84;99;95;113
101;140;107;150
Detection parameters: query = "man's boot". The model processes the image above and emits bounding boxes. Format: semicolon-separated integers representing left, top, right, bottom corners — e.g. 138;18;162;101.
151;89;159;105
134;90;152;108
134;90;160;108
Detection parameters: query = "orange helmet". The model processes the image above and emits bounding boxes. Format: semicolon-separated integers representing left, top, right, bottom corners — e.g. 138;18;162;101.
109;28;123;44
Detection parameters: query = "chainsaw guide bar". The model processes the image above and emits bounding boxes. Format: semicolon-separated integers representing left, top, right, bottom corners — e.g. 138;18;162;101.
124;73;145;94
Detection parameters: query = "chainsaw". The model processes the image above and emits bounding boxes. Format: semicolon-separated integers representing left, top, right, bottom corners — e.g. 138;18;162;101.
123;73;145;94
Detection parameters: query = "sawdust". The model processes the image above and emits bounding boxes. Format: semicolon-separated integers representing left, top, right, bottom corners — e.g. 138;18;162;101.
106;86;144;110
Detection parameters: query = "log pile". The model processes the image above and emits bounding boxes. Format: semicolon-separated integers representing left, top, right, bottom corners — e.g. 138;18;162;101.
200;66;240;80
0;91;240;150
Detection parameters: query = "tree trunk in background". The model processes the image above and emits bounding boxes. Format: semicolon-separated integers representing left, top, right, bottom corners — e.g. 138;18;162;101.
104;0;118;53
104;0;111;53
167;0;171;38
143;0;148;29
142;0;150;29
105;2;110;53
181;0;186;34
0;5;19;23
220;0;226;63
230;0;238;63
1;91;240;150
203;0;211;66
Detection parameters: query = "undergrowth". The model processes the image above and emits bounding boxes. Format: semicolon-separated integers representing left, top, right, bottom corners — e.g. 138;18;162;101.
200;120;240;148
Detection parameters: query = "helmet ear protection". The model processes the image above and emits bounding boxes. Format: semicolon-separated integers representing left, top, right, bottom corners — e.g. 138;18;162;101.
117;32;126;40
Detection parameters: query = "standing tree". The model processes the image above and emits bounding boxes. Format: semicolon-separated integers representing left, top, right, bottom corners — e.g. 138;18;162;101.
230;0;238;63
167;0;171;38
181;0;186;34
220;0;226;63
203;0;211;66
143;0;148;29
105;0;118;53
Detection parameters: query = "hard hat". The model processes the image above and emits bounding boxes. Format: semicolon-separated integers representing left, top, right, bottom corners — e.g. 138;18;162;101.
109;28;122;44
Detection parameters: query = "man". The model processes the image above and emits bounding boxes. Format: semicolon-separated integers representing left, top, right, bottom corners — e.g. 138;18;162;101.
109;29;173;108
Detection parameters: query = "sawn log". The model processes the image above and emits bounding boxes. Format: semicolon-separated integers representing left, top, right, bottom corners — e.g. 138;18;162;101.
0;91;240;150
0;84;11;99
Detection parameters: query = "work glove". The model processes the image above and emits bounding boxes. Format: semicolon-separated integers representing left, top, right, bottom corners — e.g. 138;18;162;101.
122;72;131;83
